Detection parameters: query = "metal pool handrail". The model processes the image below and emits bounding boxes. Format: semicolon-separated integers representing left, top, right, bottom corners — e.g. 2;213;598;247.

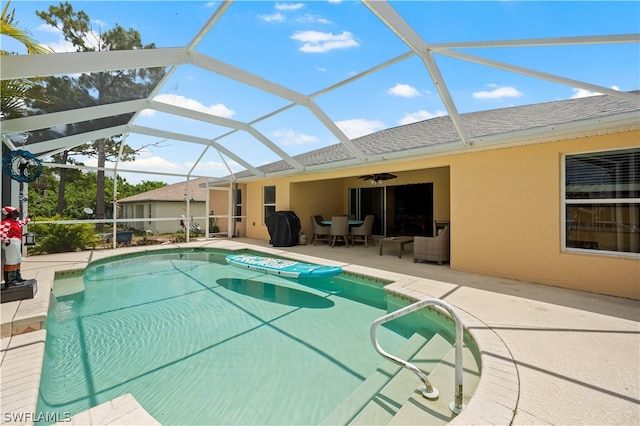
370;298;465;414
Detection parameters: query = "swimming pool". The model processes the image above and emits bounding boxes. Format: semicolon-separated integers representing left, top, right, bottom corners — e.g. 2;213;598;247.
36;249;468;425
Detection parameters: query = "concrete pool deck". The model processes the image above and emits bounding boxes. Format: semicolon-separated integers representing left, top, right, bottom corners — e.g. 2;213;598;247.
1;237;638;425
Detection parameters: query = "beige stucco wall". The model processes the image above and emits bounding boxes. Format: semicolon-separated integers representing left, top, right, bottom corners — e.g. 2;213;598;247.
233;130;638;299
450;131;639;299
208;185;248;236
121;201;206;234
291;178;352;238
245;177;345;241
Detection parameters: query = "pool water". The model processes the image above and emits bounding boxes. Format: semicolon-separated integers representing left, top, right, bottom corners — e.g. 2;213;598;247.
36;250;435;425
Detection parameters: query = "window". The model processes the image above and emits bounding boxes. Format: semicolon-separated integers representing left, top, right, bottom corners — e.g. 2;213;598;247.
234;188;242;222
263;185;276;223
564;148;639;255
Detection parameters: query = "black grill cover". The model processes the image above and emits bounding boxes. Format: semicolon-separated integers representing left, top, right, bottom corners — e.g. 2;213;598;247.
265;211;301;247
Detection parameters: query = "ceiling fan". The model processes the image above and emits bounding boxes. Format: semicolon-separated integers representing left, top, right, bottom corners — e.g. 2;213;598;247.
358;173;397;185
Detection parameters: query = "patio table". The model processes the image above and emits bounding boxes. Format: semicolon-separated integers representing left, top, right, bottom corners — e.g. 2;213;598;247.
321;220;364;226
379;236;414;258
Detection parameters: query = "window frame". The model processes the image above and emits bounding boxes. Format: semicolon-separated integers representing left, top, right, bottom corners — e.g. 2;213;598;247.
561;147;639;258
263;185;276;224
234;188;242;222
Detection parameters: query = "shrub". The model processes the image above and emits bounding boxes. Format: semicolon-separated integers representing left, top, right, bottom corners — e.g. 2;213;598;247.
27;216;101;254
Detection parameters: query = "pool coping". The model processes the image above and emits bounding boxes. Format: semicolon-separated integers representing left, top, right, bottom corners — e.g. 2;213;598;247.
0;239;518;425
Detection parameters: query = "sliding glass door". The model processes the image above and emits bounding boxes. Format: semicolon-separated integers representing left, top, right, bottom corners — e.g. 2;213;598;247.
349;187;385;235
350;183;434;237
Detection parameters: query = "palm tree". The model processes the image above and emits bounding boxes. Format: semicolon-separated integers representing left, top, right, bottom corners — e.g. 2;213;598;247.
1;1;52;119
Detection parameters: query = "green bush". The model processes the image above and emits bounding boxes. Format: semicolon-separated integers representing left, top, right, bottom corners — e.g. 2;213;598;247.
28;216;101;254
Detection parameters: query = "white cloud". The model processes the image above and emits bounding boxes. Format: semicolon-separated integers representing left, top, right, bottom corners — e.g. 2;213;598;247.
336;119;385;139
291;31;359;53
126;156;181;171
83;155;181;175
570;86;618;99
185;160;230;174
37;23;60;35
570;88;599;99
388;83;420;98
271;129;318;146
473;86;523;99
276;2;305;11
37;24;81;53
259;13;286;23
37;20;106;53
117;155;234;182
93;19;108;30
398;110;446;125
49;124;68;136
297;14;332;25
151;94;235;118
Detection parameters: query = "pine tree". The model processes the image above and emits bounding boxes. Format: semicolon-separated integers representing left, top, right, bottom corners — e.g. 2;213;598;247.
33;2;165;226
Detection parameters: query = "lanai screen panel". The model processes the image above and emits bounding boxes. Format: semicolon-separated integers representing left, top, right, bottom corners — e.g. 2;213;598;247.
1;1;638;182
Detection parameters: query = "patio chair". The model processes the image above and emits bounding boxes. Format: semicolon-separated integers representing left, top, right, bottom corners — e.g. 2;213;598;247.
310;216;330;246
189;224;204;236
329;216;351;248
413;225;449;265
350;215;375;247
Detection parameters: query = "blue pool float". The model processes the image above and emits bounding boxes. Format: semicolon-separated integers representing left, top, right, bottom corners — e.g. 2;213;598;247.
226;254;342;278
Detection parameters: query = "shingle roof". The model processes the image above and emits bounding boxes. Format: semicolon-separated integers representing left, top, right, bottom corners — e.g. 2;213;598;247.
230;92;639;180
119;177;208;203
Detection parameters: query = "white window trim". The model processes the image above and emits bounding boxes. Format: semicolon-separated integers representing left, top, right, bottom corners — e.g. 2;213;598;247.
263;185;276;224
561;148;640;258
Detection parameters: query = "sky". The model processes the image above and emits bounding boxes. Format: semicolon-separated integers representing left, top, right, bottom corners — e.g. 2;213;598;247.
2;0;639;184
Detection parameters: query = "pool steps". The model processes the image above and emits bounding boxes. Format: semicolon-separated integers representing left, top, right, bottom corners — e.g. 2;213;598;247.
320;329;453;425
55;394;160;425
390;342;481;425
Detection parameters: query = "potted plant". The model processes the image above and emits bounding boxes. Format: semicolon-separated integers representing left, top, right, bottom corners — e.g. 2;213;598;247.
209;211;219;233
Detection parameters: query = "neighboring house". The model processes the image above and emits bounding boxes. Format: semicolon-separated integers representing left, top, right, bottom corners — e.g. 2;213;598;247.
205;93;640;299
119;178;208;234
